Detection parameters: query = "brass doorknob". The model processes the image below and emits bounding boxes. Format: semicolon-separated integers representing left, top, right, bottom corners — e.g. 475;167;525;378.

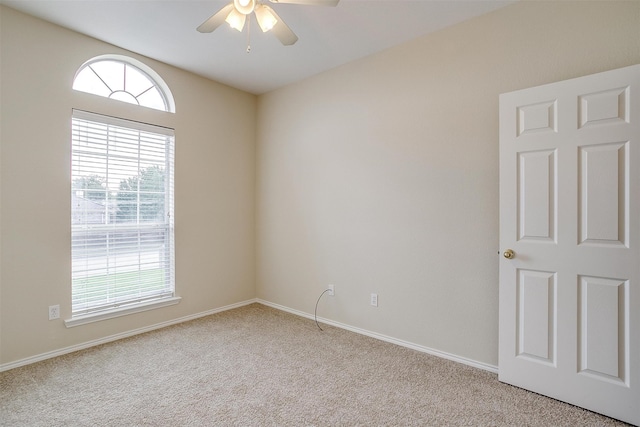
503;249;515;259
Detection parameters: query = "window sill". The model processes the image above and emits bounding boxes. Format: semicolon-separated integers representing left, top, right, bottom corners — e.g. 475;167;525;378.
64;297;182;328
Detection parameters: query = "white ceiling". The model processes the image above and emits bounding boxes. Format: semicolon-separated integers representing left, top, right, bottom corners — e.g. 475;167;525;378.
1;0;513;94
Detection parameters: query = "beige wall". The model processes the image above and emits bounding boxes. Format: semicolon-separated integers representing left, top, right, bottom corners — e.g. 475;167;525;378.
256;1;640;366
0;7;256;365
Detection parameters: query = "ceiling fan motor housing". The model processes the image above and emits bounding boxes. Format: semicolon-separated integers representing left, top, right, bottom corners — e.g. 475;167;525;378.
234;0;256;15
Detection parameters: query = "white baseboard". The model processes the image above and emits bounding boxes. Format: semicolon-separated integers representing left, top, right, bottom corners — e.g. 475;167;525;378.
1;298;498;375
257;299;499;374
0;299;258;372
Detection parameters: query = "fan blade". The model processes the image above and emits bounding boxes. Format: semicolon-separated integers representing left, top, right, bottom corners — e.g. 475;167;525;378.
267;7;299;45
197;3;235;33
269;0;339;6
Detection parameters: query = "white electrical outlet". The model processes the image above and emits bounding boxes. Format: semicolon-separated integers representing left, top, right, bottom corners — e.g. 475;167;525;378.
49;305;60;320
328;284;335;296
370;293;378;307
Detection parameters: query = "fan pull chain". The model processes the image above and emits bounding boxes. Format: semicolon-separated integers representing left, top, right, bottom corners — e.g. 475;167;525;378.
246;17;251;53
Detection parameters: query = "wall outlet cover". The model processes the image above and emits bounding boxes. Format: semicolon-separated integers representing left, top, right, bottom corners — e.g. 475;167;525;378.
49;305;60;320
371;293;378;307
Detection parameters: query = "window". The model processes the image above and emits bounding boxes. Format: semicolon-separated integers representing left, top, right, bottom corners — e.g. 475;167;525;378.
70;111;176;324
73;55;175;112
69;56;177;326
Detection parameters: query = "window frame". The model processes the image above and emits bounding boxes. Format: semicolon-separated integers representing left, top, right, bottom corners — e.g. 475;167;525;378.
66;110;178;328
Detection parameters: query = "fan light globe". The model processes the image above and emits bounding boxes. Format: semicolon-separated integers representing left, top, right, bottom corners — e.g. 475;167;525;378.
233;0;255;15
225;8;246;31
255;5;278;32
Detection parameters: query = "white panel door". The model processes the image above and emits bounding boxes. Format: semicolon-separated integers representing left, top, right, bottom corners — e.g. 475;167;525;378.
499;64;640;425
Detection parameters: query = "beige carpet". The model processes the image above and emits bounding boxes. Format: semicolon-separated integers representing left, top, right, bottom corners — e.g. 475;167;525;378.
0;303;629;426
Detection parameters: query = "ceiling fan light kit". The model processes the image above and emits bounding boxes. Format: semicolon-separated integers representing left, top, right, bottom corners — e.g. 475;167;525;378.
197;0;339;49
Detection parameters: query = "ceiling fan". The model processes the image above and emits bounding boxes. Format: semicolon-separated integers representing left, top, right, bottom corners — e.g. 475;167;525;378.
197;0;340;47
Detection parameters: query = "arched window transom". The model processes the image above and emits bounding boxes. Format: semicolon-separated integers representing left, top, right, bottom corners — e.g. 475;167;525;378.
73;56;174;112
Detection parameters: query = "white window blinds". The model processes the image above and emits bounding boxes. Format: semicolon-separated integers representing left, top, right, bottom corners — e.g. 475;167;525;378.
71;110;175;316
